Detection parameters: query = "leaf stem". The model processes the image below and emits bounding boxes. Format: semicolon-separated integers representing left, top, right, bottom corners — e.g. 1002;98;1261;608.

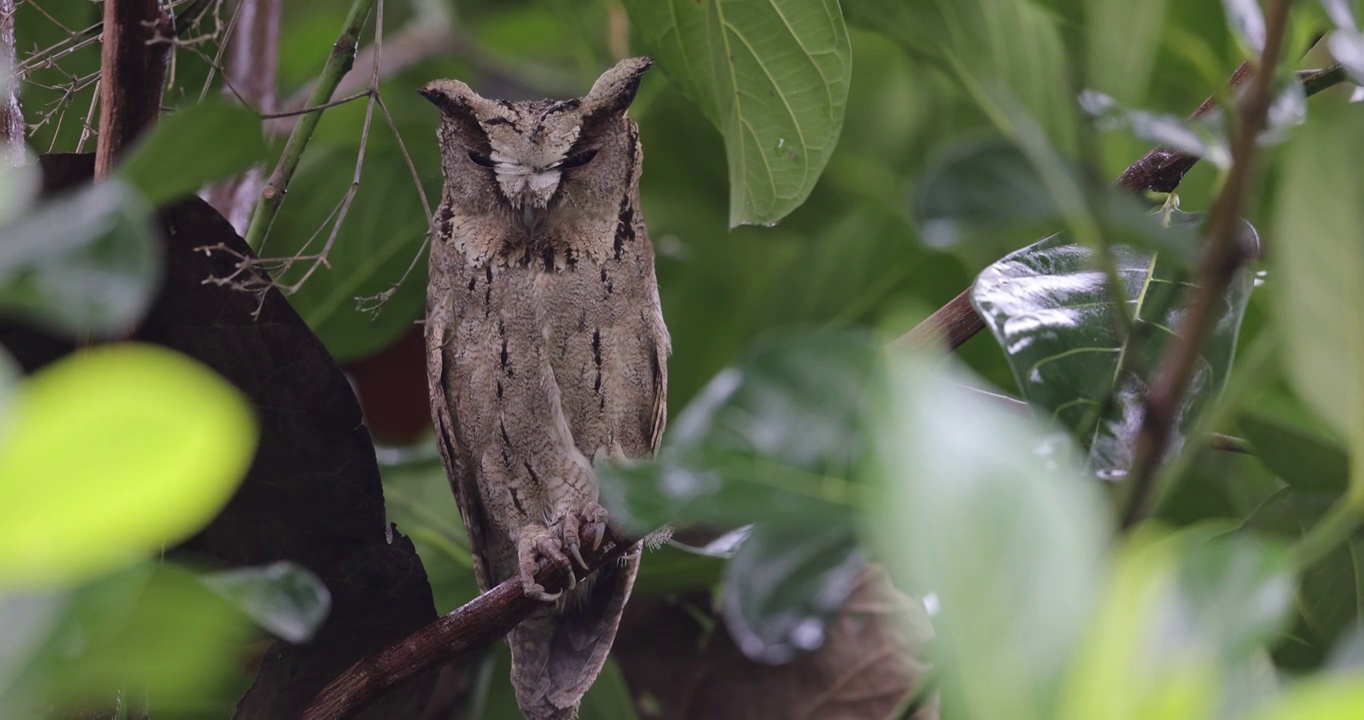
1120;0;1292;530
241;0;376;252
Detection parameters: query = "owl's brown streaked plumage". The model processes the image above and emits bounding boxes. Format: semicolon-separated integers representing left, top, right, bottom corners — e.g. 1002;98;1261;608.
420;58;668;720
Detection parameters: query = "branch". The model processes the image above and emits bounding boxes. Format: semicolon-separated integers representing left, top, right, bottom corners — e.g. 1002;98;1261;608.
95;0;173;178
241;0;375;251
298;529;637;720
1120;0;1292;529
0;0;22;166
894;61;1350;354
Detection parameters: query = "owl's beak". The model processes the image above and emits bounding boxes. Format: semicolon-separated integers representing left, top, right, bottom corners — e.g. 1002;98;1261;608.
520;202;546;234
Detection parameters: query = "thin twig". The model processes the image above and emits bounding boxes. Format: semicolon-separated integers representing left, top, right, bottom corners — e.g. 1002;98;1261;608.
240;0;376;252
1120;0;1292;529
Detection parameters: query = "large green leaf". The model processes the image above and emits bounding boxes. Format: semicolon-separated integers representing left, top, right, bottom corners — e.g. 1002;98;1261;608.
0;179;160;337
1085;0;1171;106
0;344;257;589
970;211;1257;476
117;97;268;206
1272;103;1364;503
1239;411;1349;493
1059;528;1294;720
720;519;862;664
622;0;851;226
869;353;1109;720
1245;487;1364;670
598;330;880;535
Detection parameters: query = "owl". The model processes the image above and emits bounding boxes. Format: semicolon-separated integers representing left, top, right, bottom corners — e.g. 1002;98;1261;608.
419;57;668;719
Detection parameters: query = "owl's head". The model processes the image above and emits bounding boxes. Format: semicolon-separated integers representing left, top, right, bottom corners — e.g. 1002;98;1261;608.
419;57;652;237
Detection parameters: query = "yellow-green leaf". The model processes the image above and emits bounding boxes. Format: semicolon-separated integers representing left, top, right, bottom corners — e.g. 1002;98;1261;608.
0;344;257;589
1248;675;1364;719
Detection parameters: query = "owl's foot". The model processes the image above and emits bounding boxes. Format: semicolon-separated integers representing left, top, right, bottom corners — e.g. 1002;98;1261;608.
561;501;610;570
517;525;575;602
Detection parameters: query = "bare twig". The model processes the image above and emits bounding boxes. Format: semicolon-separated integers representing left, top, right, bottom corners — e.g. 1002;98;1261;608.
298;529;637;720
240;0;375;251
95;0;173;177
1120;0;1292;529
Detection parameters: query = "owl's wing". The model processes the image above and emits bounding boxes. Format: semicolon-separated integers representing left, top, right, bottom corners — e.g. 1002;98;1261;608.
426;239;499;592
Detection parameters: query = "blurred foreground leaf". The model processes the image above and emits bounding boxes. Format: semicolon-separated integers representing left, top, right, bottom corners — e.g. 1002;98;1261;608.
970;211;1256;476
0;179;159;336
201;561;331;644
623;0;851;226
1248;674;1364;719
0;344;257;589
118;98;267;206
870;353;1109;720
1060;528;1294;719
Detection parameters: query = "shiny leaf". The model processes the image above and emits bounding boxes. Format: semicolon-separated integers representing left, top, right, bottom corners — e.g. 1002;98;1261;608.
0;179;160;337
622;0;852;226
1328;30;1364;84
0;344;257;589
1080;90;1231;168
721;519;862;664
971;212;1257;476
201;562;331;643
1223;0;1266;55
599;330;880;535
870;354;1108;720
118;98;267;206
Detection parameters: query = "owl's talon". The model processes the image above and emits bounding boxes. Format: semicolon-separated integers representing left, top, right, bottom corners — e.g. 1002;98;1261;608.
523;581;561;603
566;540;588;570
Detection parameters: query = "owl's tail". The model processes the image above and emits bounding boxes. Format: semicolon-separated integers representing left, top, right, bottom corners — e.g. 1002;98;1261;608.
508;545;640;720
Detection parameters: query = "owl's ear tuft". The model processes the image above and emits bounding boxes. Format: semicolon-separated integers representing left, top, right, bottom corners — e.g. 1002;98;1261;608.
581;57;653;119
419;79;479;119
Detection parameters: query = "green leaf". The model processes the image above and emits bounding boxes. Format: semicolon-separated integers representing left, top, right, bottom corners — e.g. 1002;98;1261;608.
117;98;267;206
5;563;255;714
1328;30;1364;85
579;658;640;720
970;212;1257;476
1239;412;1349;493
869;353;1109;720
1059;528;1294;720
200;562;331;643
0;179;160;337
1272;103;1364;504
266;147;429;362
622;0;851;226
0;344;258;589
1245;487;1363;669
633;541;726;597
598;330;880;535
1085;0;1171;105
1248;675;1364;720
721;519;862;664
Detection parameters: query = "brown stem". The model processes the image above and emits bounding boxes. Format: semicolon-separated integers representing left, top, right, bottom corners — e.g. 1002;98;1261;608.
896;62;1257;353
298;529;636;720
1121;0;1291;529
95;0;173;178
0;0;24;166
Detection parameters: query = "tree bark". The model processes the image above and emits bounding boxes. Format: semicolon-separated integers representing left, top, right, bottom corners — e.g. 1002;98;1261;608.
95;0;171;178
0;0;24;166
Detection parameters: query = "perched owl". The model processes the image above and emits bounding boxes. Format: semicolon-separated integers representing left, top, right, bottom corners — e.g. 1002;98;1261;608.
419;58;668;719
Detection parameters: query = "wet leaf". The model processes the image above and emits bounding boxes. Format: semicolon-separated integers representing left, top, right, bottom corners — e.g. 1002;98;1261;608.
622;0;851;226
0;343;257;589
721;519;863;664
599;330;881;535
0;179;160;337
970;213;1257;476
201;562;331;644
118;98;267;206
870;353;1108;720
1329;30;1364;84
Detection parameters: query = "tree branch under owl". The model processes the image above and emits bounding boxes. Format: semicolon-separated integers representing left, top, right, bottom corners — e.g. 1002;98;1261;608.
894;62;1349;355
297;528;637;720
